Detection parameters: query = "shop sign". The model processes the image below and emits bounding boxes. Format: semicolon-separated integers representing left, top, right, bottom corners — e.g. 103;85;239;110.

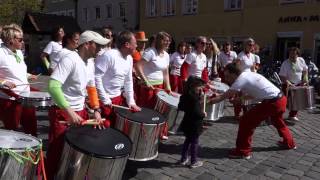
278;15;319;23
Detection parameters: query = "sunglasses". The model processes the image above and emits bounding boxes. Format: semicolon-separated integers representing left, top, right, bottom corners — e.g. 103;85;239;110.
15;37;23;42
199;41;207;45
248;43;254;47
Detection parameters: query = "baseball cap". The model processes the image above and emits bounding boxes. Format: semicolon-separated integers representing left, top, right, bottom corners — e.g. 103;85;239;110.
79;30;110;45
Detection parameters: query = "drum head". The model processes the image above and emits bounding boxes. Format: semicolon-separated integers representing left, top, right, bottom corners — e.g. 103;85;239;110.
157;91;180;107
115;107;166;124
0;129;40;150
65;126;132;158
210;81;229;92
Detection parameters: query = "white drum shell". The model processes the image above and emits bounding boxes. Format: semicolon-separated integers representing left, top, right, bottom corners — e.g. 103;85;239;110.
115;117;164;161
56;142;129;180
0;130;40;180
154;91;184;134
288;86;315;111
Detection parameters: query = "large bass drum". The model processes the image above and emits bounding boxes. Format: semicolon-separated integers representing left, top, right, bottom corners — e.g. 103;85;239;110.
205;81;229;121
114;107;165;161
287;86;315;111
0;129;41;180
56;126;132;180
154;91;184;134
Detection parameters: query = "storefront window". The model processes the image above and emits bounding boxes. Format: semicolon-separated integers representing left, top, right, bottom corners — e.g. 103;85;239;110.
276;37;300;61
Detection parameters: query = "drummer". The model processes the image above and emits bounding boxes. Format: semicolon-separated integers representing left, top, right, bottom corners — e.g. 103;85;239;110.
208;63;296;159
279;47;308;121
0;24;38;136
95;30;141;126
217;42;237;82
181;36;208;82
47;30;109;179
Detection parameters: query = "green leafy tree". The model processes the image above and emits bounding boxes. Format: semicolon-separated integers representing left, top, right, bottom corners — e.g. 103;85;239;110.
0;0;43;25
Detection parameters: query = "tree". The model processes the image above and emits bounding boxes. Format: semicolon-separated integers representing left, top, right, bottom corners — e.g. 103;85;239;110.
0;0;43;25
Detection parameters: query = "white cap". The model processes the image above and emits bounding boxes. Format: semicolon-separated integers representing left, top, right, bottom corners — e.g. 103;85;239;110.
79;30;110;46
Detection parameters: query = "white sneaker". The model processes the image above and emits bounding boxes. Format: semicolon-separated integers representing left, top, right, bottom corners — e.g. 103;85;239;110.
179;158;189;166
161;135;169;140
190;161;203;168
289;116;299;121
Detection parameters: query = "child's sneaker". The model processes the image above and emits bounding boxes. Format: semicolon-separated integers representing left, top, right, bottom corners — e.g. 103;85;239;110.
190;161;203;168
161;135;169;140
179;158;189;166
228;149;252;160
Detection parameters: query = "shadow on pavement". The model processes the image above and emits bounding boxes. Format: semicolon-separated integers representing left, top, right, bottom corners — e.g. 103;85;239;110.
211;116;239;124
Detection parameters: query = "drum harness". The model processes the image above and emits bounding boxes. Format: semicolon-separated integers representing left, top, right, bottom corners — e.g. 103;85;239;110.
0;141;47;180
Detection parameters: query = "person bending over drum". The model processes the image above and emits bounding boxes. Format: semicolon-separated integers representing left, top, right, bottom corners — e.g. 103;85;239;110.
178;76;206;168
47;31;109;180
95;31;141;126
208;63;296;159
279;47;308;121
0;24;39;136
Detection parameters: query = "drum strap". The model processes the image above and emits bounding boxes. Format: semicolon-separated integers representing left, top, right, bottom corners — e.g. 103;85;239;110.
0;143;41;165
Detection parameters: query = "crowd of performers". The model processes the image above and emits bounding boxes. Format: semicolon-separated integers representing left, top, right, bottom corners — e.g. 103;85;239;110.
0;24;307;176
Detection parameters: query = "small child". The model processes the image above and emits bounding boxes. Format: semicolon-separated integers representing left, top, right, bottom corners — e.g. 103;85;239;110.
178;76;206;168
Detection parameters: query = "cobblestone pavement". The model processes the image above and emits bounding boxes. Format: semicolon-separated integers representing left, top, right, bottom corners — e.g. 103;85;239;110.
1;97;320;180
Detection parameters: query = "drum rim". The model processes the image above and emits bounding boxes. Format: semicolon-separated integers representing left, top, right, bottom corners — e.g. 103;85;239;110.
115;107;166;124
156;91;180;108
65;127;133;159
0;129;41;151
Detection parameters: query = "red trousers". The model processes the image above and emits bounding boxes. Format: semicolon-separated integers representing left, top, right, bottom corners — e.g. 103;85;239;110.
100;95;124;126
0;98;37;136
235;96;295;155
282;84;298;117
46;106;88;180
138;84;163;109
170;74;183;94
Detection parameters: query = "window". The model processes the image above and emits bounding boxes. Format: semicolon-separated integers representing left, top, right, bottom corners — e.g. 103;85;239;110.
95;7;101;19
83;8;88;22
280;0;304;4
162;0;176;16
224;0;242;10
182;0;198;15
146;0;157;17
119;2;126;17
106;4;112;18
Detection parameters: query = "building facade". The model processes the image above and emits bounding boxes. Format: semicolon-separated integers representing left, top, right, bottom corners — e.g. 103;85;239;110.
77;0;139;32
140;0;320;66
44;0;76;17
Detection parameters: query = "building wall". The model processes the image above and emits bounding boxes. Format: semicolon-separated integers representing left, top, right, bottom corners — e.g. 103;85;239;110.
140;0;320;62
77;0;139;32
44;0;76;17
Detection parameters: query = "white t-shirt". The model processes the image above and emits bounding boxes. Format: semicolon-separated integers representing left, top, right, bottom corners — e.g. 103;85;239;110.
142;47;170;82
279;57;308;85
86;58;95;87
51;51;88;111
49;48;73;70
170;52;186;76
218;51;237;67
237;51;255;72
185;51;207;78
254;54;260;64
230;71;281;100
0;46;29;99
43;41;63;62
95;49;135;105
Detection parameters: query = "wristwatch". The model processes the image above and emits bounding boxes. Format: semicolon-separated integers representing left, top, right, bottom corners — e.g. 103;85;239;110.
94;108;101;113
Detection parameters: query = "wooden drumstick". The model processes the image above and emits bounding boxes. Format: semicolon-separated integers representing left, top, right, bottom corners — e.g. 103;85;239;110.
59;118;105;125
111;104;130;110
16;82;44;86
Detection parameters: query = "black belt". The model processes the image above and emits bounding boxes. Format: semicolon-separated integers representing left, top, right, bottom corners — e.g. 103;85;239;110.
262;92;283;103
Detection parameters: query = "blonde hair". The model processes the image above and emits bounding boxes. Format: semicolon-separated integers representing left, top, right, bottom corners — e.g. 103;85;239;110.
1;23;23;44
205;38;220;58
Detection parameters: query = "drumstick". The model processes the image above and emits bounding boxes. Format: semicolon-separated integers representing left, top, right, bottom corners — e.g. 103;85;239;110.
203;93;207;110
16;82;44;86
112;104;130;110
59;118;105;125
